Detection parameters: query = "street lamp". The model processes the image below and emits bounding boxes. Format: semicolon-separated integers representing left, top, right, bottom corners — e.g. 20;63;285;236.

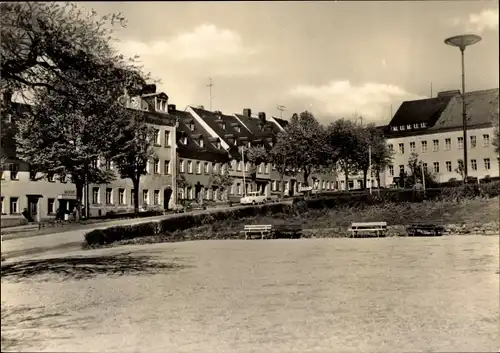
444;34;482;183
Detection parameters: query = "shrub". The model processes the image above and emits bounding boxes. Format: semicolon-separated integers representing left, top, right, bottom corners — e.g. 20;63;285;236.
481;181;500;198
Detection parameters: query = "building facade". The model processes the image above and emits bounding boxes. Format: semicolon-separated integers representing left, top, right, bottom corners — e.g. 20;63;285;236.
380;88;499;186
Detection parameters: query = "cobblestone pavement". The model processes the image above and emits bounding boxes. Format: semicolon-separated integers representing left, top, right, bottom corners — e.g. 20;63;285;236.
2;236;498;352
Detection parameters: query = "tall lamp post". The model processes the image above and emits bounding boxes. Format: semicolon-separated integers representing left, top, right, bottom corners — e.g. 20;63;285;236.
444;34;482;184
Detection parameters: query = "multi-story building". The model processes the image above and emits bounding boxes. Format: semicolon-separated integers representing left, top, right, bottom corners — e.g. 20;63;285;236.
172;105;231;203
380;88;499;186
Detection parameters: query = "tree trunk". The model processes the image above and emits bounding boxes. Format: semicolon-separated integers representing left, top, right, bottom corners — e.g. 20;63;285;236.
343;167;349;191
132;178;140;214
75;182;84;222
280;173;285;200
376;169;381;191
362;169;368;190
302;168;310;187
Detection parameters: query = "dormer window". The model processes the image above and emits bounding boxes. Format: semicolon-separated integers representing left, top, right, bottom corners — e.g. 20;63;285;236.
216;141;221;149
233;139;237;146
181;136;188;145
217;115;222;120
189;123;195;131
156;99;167;112
235;126;241;133
420;122;426;128
413;123;419;129
199;138;204;148
247;142;251;148
406;124;411;130
400;125;406;131
269;141;274;147
221;123;226;130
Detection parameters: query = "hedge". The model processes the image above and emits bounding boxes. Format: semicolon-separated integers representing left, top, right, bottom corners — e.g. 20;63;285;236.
84;181;500;247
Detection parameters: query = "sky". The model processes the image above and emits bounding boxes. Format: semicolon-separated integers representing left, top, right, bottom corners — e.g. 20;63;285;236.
84;1;499;125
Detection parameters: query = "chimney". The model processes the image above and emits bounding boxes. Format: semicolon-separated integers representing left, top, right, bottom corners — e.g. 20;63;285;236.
168;104;176;113
258;112;266;124
437;90;461;98
243;108;251;117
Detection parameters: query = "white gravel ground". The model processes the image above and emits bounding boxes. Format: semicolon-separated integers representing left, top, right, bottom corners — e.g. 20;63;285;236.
2;235;499;352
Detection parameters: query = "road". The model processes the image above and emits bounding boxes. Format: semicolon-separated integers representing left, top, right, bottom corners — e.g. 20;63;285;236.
1;202;289;260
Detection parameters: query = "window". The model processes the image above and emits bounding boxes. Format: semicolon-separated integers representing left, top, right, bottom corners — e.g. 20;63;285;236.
118;188;125;205
181;136;188;145
457;136;464;149
10;163;19;180
216;141;221;149
154;190;160;205
258;163;263;174
146;160;151;174
230;184;235;195
406;124;411;130
237;183;242;195
458;159;464;170
245;162;249;172
164;131;170;146
205;189;211;200
413;123;419;129
235;126;241;133
221;123;226;130
483;134;490;147
187;187;193;199
10;197;18;214
399;165;405;175
398;143;404;154
484;158;491;170
392;126;399;131
188;123;195;131
433;139;439;152
91;159;98;169
179;159;185;173
212;162;218;174
153;159;160;174
237;161;242;171
423;163;428;172
446;161;452;172
164;160;170;175
388;165;394;177
420;122;426;128
445;138;451;150
433;162;440;174
388;144;393;152
47;198;55;214
92;187;100;204
204;162;209;174
470;135;476;148
421;140;427;153
196;161;201;174
400;125;405;131
233;139;238;146
471;159;477;171
131;189;135;206
409;142;416;153
199;138;204;148
265;163;270;174
105;188;113;204
187;160;193;173
153;129;160;145
143;190;149;204
105;159;111;170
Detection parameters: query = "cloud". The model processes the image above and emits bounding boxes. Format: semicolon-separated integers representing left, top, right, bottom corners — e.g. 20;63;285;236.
449;8;498;33
288;80;424;122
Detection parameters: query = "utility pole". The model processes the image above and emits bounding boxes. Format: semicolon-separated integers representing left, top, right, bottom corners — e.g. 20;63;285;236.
277;105;285;118
359;115;364;127
368;145;372;195
207;77;214;111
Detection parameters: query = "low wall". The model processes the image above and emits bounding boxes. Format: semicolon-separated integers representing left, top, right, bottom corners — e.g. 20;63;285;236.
1;217;29;228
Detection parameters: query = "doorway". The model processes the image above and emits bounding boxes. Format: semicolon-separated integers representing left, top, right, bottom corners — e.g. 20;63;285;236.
163;187;172;210
26;195;39;222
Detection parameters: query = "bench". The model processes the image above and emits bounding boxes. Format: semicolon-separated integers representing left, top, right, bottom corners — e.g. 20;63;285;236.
406;221;445;237
240;224;273;240
348;222;387;238
273;224;303;239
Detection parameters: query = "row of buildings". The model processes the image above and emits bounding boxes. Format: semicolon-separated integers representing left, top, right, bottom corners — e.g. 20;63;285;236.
1;85;498;223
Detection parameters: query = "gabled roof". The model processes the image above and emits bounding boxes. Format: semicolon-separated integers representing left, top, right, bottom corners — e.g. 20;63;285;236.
171;109;229;162
429;88;499;131
389;95;454;128
190;107;254;159
385;88;499;138
234;113;274;139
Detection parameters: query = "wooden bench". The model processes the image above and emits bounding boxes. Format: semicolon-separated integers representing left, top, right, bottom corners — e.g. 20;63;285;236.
348;222;387;238
273;224;303;239
406;221;445;237
241;224;273;240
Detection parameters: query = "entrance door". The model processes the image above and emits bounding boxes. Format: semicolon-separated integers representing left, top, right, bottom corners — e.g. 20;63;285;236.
163;188;172;210
27;196;38;222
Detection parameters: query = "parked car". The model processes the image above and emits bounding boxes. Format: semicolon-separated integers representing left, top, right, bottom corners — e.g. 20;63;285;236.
240;191;267;205
266;195;280;203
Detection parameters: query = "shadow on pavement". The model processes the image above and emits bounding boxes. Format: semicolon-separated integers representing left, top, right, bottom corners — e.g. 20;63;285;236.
1;253;189;282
